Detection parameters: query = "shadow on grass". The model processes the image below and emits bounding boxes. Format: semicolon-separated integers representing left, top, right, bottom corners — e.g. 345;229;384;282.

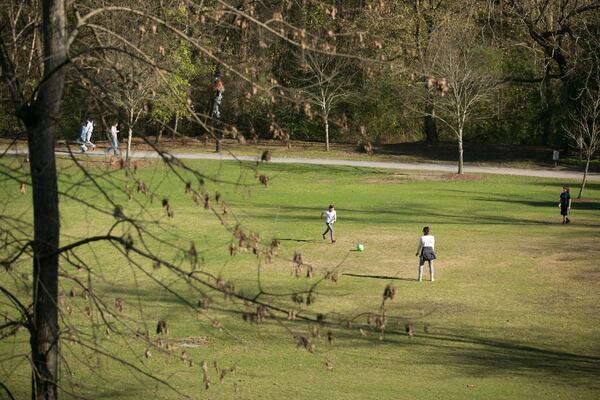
100;280;600;389
472;197;600;211
274;237;322;243
419;330;600;384
249;205;590;227
533;180;600;192
342;273;415;282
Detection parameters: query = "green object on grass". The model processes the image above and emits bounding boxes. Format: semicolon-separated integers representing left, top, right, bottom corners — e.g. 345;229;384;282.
356;243;364;251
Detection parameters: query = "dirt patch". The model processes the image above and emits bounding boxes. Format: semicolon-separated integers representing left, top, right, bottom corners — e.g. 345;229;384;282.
364;172;485;184
61;157;158;171
440;173;485;181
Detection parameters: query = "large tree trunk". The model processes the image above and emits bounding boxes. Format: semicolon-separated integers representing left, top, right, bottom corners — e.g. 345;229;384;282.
578;157;590;199
457;131;464;174
25;1;67;399
424;97;438;144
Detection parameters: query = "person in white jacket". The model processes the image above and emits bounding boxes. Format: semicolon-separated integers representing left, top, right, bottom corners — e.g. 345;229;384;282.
106;121;120;156
415;226;436;282
320;204;337;243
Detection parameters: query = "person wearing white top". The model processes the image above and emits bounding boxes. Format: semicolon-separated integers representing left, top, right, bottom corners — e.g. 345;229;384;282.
320;204;337;243
415;226;436;282
80;118;96;152
106;122;120;156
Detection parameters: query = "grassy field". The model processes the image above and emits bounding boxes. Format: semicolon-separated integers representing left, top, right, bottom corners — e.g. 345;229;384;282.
1;155;599;399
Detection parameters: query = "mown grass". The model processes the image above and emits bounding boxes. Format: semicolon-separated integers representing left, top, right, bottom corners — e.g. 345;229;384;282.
1;155;599;399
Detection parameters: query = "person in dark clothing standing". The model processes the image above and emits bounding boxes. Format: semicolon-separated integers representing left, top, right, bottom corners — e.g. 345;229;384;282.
558;185;572;224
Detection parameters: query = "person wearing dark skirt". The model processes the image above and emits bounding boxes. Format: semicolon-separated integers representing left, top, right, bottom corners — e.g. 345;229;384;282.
416;226;436;282
558;185;572;224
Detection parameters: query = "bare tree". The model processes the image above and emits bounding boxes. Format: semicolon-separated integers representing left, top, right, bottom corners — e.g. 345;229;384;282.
564;84;600;198
0;2;394;400
297;52;351;152
423;23;499;174
438;58;498;173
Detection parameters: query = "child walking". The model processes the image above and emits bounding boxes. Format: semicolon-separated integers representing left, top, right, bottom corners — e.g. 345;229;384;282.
558;185;572;224
416;226;436;282
321;204;337;243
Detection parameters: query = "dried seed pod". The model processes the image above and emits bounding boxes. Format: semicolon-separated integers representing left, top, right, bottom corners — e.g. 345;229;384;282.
405;322;414;337
383;284;396;301
297;336;314;352
258;175;269;187
156;320;168;335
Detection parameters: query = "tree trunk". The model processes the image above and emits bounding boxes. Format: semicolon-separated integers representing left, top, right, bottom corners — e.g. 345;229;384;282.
26;1;67;399
215;125;221;153
155;125;164;144
457;131;464;174
578;157;590;198
172;113;179;140
541;65;553;145
126;127;132;162
424;97;438;144
324;116;330;152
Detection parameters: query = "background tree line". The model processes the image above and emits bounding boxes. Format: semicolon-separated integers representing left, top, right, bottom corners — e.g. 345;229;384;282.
1;0;598;150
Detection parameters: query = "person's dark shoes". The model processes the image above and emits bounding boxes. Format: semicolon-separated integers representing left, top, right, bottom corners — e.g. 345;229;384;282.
322;234;326;240
566;218;570;224
331;240;336;244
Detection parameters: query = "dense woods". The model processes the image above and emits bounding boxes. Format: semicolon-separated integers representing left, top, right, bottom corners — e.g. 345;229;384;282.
1;0;598;149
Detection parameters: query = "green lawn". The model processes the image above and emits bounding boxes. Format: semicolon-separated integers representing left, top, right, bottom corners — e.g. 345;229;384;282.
1;155;599;399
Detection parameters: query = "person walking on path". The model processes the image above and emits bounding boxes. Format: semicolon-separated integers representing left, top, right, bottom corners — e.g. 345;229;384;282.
559;185;572;224
416;226;436;282
77;120;88;146
80;118;96;152
106;121;120;156
321;204;337;243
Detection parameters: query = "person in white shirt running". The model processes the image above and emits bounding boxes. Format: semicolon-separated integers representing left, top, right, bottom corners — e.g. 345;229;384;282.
321;204;337;243
415;226;436;282
106;121;120;155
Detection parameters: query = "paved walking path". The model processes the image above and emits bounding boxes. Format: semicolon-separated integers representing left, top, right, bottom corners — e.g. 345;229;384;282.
5;148;600;181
